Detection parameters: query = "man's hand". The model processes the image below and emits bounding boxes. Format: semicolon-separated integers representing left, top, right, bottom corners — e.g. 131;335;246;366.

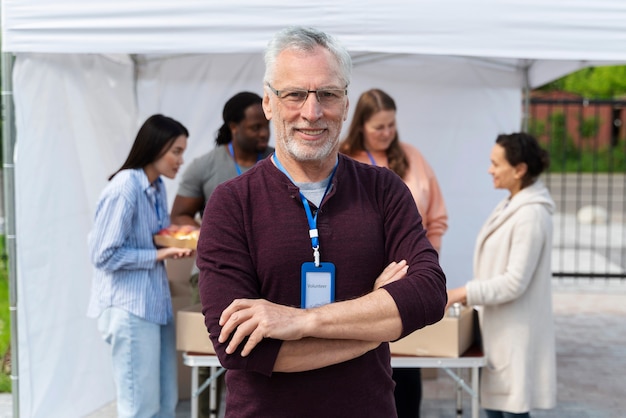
219;299;309;356
373;260;408;290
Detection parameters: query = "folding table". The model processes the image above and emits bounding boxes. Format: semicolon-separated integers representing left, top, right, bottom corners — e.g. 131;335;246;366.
183;345;485;418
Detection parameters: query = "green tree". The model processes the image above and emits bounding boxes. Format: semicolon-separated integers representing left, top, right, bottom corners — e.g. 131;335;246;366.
539;65;626;98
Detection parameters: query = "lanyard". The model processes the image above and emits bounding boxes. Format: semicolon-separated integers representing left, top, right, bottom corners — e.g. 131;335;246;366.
228;142;263;176
365;150;377;166
148;183;164;229
273;154;338;266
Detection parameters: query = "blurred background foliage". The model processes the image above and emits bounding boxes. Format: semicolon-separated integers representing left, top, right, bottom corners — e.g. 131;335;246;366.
538;65;626;98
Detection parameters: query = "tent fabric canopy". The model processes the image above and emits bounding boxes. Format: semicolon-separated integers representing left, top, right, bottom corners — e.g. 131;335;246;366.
4;0;626;85
3;1;626;417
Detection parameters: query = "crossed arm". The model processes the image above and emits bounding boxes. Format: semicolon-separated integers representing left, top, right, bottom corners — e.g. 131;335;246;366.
218;260;409;372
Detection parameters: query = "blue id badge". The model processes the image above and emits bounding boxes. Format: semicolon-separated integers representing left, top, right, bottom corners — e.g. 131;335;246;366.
301;262;335;308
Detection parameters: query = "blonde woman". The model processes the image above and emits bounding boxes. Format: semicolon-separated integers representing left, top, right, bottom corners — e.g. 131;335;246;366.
341;89;448;418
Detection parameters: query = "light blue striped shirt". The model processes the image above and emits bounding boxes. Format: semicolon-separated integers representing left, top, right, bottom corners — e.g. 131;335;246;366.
87;168;172;324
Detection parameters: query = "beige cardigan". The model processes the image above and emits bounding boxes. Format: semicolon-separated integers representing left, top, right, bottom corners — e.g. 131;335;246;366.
466;181;557;413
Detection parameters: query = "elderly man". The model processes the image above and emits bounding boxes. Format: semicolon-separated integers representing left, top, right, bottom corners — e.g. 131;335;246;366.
197;26;447;417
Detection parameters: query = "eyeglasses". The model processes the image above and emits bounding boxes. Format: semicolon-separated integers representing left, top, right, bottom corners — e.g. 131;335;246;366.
266;83;347;109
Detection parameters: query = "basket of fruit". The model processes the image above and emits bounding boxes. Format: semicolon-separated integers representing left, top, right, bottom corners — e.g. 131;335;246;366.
153;225;200;249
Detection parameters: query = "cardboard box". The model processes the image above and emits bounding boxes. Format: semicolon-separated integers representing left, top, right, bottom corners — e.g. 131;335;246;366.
421;368;438;379
154;234;198;249
167;256;197;298
171;295;195;399
389;307;475;357
165;256;196;400
168;257;200;399
176;304;215;354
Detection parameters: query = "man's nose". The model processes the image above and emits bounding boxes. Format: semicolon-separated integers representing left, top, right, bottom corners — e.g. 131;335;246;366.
301;92;323;120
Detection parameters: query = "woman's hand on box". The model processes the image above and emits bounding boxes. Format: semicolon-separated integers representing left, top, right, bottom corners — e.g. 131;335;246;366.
157;247;195;261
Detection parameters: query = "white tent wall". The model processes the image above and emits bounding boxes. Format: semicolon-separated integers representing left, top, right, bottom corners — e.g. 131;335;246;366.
134;54;269;180
13;53;136;417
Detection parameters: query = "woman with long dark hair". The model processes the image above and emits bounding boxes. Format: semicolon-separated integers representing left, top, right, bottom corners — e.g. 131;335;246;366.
88;114;194;417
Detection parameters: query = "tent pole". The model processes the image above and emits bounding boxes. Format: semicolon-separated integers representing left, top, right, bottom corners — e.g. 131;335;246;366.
521;61;531;132
1;51;19;418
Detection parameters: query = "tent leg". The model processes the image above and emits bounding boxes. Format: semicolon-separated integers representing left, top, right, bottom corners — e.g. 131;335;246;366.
2;51;19;418
521;60;532;132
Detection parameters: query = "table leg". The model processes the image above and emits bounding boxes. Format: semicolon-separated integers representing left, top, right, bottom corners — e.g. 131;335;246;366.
455;367;462;418
471;366;479;418
191;365;199;418
210;366;217;418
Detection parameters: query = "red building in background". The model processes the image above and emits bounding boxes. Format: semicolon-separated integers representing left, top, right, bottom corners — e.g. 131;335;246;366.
529;90;625;149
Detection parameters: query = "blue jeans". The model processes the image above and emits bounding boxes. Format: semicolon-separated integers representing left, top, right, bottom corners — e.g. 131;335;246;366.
485;409;530;418
98;307;178;418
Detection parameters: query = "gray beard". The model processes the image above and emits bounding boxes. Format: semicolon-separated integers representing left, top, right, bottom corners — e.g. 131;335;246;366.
282;135;338;163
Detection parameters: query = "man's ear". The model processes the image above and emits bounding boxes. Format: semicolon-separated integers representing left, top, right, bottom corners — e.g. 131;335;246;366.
263;92;273;121
343;97;350;121
228;121;238;136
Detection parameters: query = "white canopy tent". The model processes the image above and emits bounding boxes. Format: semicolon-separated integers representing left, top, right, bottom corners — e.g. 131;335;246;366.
2;0;626;416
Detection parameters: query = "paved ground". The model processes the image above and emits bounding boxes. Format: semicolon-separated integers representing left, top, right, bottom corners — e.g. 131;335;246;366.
0;395;9;418
0;281;613;418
